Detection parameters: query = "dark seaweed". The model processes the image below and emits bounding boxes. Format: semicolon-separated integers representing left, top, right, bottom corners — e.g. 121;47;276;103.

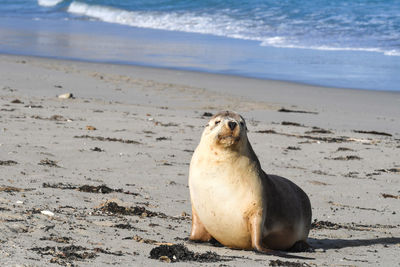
281;121;304;127
336;147;354;152
269;259;311;267
39;235;71;244
255;130;351;143
11;99;23;104
286;146;301;150
42;183;139;196
305;127;333;134
99;202;159;217
90;147;104;152
311;220;343;230
330;155;362;160
0;160;18;166
31;245;122;266
354;130;392;137
381;193;400;199
38;158;60;167
202;112;213;117
74;135;141;144
78;185;114;194
278;108;318;115
149;244;229;263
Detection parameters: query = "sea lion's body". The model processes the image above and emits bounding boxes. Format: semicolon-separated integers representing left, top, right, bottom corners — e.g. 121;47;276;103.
189;111;311;252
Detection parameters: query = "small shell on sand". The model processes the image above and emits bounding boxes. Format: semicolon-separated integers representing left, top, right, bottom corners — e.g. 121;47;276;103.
41;210;55;217
58;93;74;99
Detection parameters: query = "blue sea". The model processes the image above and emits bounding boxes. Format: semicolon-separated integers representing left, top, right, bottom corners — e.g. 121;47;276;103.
1;0;399;91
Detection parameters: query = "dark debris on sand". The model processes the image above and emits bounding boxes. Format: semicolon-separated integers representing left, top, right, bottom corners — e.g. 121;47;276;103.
278;108;318;115
98;201;160;217
74;135;141;144
354;130;392;137
31;245;98;266
149;244;230;263
11;99;24;104
281;121;304;127
90;147;105;152
269;259;311;267
256;130;277;134
311;220;343;230
155;122;179;127
78;184;115;194
24;104;43;108
31;114;68;121
38;158;60;167
0;108;15;112
305;127;333;134
202;112;213;117
156;136;171;141
375;168;400;173
113;223;140;230
330;155;362;161
127;235;160;244
0;160;18;166
336;147;354;152
43;182;76;190
39;235;72;244
0;186;34;192
97;202;187;221
311;219;397;231
42;183;139;196
255;129;351;143
31;245;122;266
381;193;400;199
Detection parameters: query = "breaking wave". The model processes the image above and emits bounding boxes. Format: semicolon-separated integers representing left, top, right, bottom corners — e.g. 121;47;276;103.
65;1;400;57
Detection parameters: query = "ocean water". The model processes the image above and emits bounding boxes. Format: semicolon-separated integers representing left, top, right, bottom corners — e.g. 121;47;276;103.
0;0;399;91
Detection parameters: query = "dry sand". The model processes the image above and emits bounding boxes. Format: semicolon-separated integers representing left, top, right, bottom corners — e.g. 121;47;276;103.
0;54;399;266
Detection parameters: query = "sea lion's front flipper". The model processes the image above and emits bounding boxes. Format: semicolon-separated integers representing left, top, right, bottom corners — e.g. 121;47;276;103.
249;212;273;253
189;206;212;242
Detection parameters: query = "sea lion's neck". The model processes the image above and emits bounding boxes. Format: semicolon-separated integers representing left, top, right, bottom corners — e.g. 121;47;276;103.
197;139;261;169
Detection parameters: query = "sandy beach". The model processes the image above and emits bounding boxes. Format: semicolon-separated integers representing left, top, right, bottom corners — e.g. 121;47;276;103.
0;54;399;266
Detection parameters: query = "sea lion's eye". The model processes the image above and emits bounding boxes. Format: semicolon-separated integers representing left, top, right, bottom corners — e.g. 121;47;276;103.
215;120;221;125
240;121;244;126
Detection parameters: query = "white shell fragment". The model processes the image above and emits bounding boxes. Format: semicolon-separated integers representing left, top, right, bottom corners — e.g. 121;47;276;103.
57;93;74;99
41;210;55;217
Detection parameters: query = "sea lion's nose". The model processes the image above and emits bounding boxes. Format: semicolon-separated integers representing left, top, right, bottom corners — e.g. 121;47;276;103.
228;121;237;130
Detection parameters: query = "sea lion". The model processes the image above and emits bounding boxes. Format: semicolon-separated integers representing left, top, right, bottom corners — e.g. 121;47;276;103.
188;111;312;253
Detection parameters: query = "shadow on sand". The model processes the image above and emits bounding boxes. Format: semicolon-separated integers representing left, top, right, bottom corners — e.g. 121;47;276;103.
308;237;400;250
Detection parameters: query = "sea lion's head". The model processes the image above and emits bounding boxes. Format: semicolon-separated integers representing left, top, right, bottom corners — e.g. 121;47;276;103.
201;111;248;149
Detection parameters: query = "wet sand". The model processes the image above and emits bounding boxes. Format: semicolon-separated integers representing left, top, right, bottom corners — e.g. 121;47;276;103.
0;54;399;266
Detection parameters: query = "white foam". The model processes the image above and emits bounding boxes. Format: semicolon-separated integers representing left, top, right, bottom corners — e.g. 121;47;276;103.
38;0;63;7
67;1;399;57
67;2;254;39
260;40;400;56
262;37;287;46
384;50;400;56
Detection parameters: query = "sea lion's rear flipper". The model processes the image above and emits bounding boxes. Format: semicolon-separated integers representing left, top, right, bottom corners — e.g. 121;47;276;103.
249;215;315;260
189;206;212;242
287;240;314;252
